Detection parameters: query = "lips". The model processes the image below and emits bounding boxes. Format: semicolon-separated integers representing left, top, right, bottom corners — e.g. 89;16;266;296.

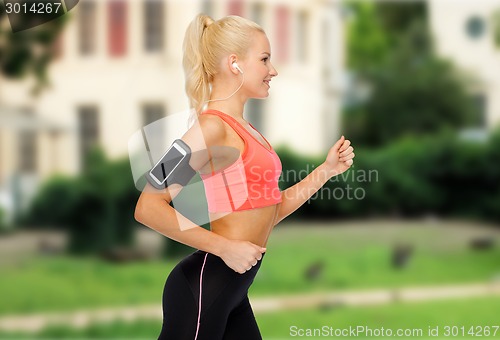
263;80;271;87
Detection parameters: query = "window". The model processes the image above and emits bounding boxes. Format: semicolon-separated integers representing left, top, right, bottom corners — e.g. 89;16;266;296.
0;130;2;180
108;0;128;57
78;0;96;55
143;103;166;126
78;105;100;167
52;33;64;59
0;130;2;181
142;103;166;154
492;10;500;48
471;94;487;128
144;0;164;52
17;110;37;173
275;6;290;63
18;130;37;173
250;2;264;25
466;15;486;39
296;10;309;63
228;0;244;16
460;94;488;141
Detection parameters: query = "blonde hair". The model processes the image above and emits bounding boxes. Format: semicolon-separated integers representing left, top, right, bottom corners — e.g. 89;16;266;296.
182;14;264;114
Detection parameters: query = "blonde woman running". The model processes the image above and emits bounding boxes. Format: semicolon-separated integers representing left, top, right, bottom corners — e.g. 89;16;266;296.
135;14;355;340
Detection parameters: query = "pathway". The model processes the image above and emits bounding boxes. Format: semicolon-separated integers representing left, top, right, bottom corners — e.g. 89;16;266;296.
0;281;499;333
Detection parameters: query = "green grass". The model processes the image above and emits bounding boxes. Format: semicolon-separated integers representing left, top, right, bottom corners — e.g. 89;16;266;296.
0;319;161;339
1;221;499;315
0;256;175;315
257;295;500;339
0;296;499;339
255;221;500;295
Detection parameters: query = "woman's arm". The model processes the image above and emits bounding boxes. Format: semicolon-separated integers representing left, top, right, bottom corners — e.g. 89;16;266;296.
135;183;241;259
135;114;228;254
273;136;355;225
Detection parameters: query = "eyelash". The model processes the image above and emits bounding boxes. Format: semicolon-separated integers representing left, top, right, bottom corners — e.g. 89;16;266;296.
262;57;268;63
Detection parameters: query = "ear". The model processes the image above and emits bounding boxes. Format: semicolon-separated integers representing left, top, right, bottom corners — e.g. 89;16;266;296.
227;54;240;75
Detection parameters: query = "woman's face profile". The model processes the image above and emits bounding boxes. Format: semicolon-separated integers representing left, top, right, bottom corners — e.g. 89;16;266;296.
240;31;278;99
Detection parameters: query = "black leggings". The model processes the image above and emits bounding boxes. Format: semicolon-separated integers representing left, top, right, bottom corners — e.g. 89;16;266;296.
159;250;264;340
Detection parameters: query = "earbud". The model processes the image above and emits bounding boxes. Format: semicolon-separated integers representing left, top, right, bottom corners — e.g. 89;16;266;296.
232;62;243;74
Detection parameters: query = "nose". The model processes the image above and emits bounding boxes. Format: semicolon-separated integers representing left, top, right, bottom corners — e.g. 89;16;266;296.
269;62;278;77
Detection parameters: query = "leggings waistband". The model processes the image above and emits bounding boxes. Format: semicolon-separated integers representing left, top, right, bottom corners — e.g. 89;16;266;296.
193;249;265;276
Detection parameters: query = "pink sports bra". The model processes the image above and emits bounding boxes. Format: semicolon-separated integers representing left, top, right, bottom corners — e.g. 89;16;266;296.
199;110;282;212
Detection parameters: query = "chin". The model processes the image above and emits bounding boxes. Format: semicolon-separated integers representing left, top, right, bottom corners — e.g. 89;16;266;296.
249;93;269;100
259;90;271;98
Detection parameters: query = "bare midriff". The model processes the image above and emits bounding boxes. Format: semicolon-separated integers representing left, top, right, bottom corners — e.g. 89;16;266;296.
209;204;279;247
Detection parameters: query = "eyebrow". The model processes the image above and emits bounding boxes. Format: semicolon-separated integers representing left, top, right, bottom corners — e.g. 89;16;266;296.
261;52;271;56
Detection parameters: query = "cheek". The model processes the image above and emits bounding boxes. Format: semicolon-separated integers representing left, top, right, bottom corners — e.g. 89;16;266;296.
249;73;263;85
255;68;267;80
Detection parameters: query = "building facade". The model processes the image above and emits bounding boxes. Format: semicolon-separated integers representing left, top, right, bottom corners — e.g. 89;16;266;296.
0;0;345;221
429;0;500;131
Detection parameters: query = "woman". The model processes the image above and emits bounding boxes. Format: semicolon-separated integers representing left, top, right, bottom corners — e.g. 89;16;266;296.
135;14;355;340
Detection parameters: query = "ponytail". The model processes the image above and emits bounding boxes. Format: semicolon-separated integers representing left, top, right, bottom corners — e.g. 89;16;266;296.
183;14;214;114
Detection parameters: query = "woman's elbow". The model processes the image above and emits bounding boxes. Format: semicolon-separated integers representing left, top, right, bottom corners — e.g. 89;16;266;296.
134;197;148;224
134;188;171;226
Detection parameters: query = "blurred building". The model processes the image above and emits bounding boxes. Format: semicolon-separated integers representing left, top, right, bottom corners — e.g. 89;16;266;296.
0;0;345;221
429;0;500;132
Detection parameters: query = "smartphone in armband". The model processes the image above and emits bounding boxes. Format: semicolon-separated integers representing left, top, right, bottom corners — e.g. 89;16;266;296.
147;140;189;188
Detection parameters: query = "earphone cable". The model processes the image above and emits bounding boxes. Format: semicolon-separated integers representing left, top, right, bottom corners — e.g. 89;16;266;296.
205;73;245;104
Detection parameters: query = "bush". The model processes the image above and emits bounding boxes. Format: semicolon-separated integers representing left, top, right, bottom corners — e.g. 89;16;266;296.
22;175;78;228
25;148;140;254
276;129;500;223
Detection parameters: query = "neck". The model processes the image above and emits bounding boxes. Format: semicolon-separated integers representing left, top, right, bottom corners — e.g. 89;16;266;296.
206;100;245;120
207;77;247;120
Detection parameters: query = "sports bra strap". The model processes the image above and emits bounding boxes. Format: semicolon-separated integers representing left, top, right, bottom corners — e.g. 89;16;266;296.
202;110;249;136
201;110;272;151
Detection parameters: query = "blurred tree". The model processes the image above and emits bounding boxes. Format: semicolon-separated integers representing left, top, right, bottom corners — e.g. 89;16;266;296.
344;2;476;147
0;1;67;95
375;2;427;37
346;1;427;72
361;22;476;146
346;1;390;72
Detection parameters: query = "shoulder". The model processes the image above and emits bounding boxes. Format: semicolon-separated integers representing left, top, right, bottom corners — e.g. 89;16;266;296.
180;113;226;151
197;114;227;146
